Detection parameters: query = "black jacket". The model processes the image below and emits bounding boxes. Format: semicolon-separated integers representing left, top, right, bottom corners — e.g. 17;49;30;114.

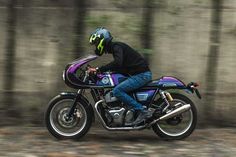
99;42;150;75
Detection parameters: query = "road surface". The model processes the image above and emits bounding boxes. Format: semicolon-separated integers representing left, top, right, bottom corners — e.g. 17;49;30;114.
0;126;235;157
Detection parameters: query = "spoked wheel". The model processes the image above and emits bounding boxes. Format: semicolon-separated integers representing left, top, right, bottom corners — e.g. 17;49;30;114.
45;95;93;140
152;93;197;140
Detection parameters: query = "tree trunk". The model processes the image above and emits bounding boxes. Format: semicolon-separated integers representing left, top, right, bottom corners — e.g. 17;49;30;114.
204;0;223;124
73;0;87;58
141;0;155;63
2;0;21;124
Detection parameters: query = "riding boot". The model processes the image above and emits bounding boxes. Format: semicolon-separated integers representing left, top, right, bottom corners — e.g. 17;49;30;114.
130;109;152;126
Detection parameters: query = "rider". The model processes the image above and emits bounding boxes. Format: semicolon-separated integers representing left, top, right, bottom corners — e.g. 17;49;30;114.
88;27;152;125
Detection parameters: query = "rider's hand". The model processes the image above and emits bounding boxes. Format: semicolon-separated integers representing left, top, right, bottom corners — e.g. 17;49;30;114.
87;67;97;74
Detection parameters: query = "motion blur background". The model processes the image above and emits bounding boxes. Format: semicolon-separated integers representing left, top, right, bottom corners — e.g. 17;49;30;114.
0;0;235;127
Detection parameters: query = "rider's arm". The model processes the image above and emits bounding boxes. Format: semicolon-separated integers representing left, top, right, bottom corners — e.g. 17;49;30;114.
98;45;123;72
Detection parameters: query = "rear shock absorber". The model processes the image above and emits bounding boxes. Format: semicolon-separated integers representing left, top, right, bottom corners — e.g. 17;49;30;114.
165;92;173;101
159;90;173;112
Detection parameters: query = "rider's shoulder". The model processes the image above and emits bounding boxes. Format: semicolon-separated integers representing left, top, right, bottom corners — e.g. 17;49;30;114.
111;42;128;50
112;41;124;46
110;42;124;52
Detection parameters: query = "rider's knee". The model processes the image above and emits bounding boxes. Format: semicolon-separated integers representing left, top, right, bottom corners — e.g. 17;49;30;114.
113;87;121;97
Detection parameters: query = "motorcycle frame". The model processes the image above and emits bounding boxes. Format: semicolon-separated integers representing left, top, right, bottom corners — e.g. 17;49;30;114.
66;83;172;129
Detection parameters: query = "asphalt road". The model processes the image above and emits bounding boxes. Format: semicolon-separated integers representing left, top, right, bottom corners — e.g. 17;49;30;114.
0;126;235;157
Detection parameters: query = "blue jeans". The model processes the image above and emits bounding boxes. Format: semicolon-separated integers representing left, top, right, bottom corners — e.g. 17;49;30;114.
113;71;152;111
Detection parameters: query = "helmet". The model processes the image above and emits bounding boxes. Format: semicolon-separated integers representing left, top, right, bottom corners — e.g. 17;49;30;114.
89;27;113;56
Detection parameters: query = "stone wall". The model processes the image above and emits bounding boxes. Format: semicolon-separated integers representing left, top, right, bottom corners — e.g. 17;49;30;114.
0;0;235;126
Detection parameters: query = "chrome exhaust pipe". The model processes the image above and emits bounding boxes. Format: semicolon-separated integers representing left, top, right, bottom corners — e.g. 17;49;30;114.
94;100;147;131
150;104;191;126
158;104;191;121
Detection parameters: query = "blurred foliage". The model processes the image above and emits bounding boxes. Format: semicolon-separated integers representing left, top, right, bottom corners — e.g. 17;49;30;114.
119;16;141;34
227;26;236;37
86;15;110;28
138;48;153;56
111;0;143;9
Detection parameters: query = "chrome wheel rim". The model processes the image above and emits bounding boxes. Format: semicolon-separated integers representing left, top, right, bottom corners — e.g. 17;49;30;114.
156;99;193;137
49;99;87;137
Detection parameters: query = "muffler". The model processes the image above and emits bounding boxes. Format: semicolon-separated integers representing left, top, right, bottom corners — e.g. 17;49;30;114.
150;104;191;125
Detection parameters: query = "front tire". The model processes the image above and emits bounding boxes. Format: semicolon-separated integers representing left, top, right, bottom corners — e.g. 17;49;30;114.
45;94;93;140
152;93;197;140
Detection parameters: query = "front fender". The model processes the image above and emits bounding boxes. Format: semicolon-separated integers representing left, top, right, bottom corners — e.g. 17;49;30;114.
60;92;77;97
60;92;91;104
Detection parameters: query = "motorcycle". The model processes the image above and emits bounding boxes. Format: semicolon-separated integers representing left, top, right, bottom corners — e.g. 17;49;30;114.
45;54;201;140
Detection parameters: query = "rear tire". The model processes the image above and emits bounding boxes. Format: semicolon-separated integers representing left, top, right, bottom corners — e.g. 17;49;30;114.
45;94;93;140
152;93;197;140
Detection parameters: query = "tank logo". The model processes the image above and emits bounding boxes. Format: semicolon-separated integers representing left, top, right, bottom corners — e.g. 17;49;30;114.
102;77;110;84
163;83;177;87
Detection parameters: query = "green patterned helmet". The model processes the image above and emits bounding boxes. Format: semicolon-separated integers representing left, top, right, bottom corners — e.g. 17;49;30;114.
89;27;113;56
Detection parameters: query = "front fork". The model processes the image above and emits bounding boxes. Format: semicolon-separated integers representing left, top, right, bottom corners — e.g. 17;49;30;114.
66;89;84;120
66;71;89;120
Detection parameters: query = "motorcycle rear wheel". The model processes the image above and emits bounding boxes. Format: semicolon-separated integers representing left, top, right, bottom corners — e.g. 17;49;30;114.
152;93;197;140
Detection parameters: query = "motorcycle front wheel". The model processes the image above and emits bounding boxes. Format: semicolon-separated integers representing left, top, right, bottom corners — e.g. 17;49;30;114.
152;93;197;140
45;94;93;140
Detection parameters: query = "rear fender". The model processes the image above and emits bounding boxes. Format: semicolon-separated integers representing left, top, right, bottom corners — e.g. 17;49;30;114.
156;77;201;99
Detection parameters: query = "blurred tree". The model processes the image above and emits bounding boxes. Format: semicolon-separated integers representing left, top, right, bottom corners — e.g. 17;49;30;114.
141;0;155;63
111;0;142;10
205;0;223;124
73;0;88;58
2;0;21;124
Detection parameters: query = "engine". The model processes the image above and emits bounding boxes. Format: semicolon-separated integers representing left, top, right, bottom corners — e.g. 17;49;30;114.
104;91;135;126
105;107;135;127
